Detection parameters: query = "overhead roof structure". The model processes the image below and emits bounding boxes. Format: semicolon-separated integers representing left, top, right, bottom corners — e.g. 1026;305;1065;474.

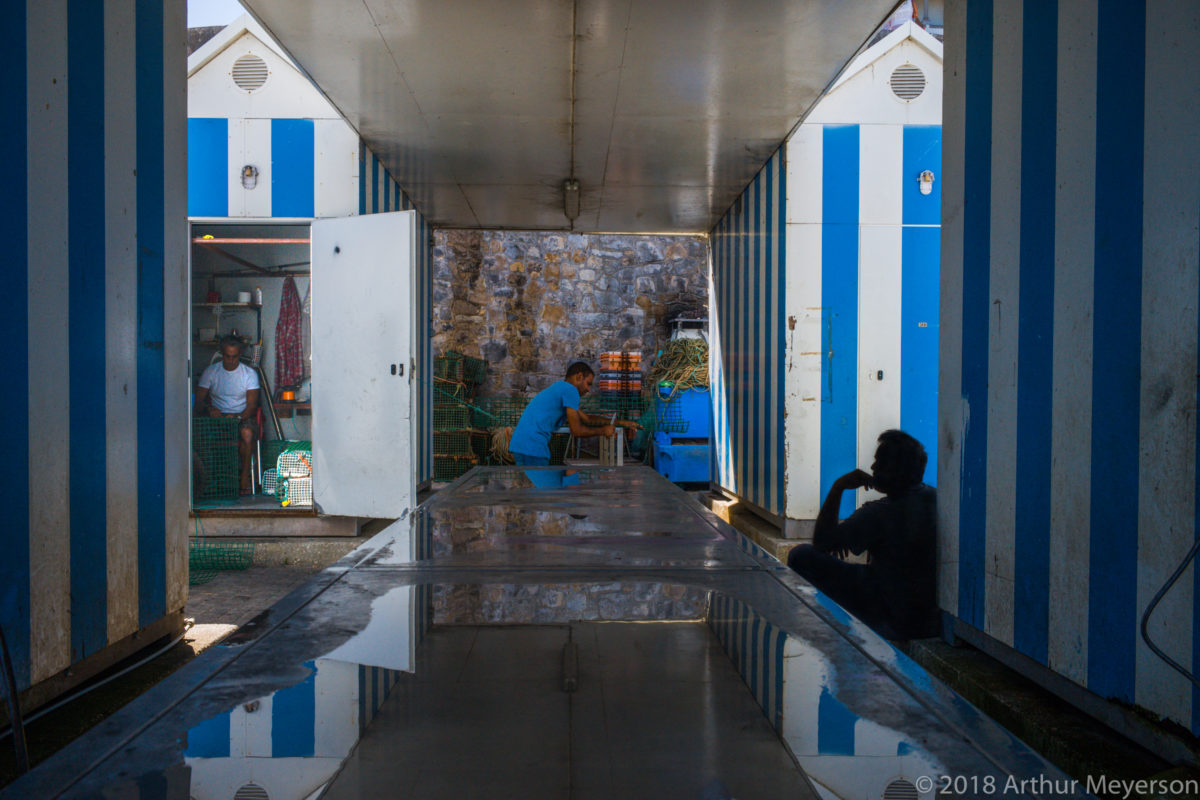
239;0;898;232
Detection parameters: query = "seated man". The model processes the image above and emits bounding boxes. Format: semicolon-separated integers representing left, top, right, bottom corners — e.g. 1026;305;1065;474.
787;429;938;640
195;337;260;494
508;361;639;466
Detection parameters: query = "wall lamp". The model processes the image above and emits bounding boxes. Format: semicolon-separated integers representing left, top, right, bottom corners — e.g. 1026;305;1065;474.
563;178;581;222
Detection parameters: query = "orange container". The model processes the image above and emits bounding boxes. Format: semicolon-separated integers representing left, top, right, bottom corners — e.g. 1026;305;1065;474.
281;390;296;401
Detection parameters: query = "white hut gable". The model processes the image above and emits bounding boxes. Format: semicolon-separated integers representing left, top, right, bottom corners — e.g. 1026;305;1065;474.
188;14;342;122
805;22;943;126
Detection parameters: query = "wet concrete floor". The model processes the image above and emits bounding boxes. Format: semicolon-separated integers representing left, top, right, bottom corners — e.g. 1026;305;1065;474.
3;466;1087;799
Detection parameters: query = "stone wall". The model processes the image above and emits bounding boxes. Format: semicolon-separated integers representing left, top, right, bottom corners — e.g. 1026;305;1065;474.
432;230;708;395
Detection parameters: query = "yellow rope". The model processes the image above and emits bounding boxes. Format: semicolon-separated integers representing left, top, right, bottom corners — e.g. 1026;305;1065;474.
645;339;709;399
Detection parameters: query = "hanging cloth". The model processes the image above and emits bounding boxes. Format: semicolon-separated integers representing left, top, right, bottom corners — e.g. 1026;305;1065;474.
301;281;312;381
275;276;304;391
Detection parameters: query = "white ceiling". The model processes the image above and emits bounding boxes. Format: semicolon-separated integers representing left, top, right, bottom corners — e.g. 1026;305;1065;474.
242;0;896;233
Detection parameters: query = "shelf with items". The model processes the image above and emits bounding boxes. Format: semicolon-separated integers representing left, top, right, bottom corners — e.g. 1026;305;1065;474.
193;301;262;346
274;401;312;418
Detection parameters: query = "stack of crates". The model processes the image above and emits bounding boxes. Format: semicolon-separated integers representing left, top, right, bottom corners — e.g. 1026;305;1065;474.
598;351;642;400
433;351;488;482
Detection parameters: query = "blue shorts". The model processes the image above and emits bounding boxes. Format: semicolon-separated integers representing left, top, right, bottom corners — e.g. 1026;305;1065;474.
513;453;550;467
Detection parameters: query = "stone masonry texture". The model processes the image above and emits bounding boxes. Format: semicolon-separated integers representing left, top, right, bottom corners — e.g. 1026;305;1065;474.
432;230;709;395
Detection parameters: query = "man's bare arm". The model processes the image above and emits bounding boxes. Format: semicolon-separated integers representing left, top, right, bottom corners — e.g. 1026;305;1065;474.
565;408;615;439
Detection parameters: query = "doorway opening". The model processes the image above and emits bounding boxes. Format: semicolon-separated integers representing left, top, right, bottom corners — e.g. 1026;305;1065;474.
189;221;312;513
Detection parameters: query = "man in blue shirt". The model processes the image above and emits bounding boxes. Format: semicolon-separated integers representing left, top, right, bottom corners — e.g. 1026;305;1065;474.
509;361;640;466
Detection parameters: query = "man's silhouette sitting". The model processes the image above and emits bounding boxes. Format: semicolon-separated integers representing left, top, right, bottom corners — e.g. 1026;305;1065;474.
787;430;938;640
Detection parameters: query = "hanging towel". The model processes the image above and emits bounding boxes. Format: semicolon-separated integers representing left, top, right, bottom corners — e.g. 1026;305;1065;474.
301;280;312;381
275;277;303;391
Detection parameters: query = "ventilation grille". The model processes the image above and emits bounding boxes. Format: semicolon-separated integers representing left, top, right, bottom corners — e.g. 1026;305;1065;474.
889;64;926;100
883;779;919;800
234;784;269;800
231;54;269;91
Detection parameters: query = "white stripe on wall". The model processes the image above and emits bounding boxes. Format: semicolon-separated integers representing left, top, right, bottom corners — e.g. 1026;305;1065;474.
982;0;1022;646
1134;0;1200;719
27;0;71;683
314;119;358;219
105;0;140;642
858;125;903;226
242;118;272;218
856;225;903;509
1047;0;1097;686
937;0;967;614
784;127;824;521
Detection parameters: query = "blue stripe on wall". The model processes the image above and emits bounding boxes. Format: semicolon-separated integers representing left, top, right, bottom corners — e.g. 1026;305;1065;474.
1087;0;1143;702
187;118;228;217
185;712;231;758
272;661;317;757
271;119;315;217
903;127;942;226
1013;1;1057;665
901;127;942;485
358;664;368;732
358;140;366;215
958;0;993;627
69;0;109;660
901;226;940;486
751;174;762;509
0;0;29;689
821;125;860;519
136;0;167;627
817;688;856;755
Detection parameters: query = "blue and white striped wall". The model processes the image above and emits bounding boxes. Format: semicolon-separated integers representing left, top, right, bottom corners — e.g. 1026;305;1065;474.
785;93;942;523
186;658;403;800
187;19;360;220
360;142;434;487
709;149;788;521
186;116;359;218
713;24;942;534
941;0;1200;734
708;592;788;729
707;590;940;797
0;1;188;698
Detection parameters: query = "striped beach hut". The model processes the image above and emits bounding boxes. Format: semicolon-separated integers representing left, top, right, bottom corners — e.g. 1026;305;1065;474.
710;21;943;536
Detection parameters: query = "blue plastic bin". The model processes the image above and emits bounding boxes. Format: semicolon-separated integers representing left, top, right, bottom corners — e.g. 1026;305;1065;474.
652;439;710;483
656;387;712;439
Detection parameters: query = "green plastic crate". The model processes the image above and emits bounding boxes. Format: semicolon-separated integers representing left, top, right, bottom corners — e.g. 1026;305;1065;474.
434;454;475;482
434;430;477;456
434;403;472;430
192;417;240;504
435;352;487;385
470;397;528;428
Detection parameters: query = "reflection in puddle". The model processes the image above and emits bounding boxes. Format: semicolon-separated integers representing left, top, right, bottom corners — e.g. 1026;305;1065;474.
435;581;706;624
34;469;1078;800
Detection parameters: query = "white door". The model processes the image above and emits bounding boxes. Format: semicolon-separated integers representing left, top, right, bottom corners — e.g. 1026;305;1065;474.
311;211;415;517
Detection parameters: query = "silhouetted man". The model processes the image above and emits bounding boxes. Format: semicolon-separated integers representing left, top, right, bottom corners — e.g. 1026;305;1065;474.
787;430;938;640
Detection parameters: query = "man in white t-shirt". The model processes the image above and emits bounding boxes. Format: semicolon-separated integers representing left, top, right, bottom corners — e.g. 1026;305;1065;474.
196;338;260;494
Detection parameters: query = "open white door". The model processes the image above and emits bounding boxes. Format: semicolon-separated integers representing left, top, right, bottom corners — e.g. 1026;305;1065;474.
311;211;415;518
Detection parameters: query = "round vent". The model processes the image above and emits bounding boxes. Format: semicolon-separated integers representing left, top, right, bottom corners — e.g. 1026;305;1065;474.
231;54;269;91
883;779;919;800
889;64;926;101
233;784;269;800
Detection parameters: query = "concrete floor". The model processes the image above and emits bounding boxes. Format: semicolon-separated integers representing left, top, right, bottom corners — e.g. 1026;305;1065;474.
2;467;1087;800
326;623;815;800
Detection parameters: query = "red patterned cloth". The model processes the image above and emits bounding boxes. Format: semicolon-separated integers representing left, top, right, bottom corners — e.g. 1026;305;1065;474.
275;277;303;391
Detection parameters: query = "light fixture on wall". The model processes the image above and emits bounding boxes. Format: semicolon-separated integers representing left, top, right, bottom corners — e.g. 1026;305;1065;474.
242;164;259;190
919;170;935;196
563;178;581;222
